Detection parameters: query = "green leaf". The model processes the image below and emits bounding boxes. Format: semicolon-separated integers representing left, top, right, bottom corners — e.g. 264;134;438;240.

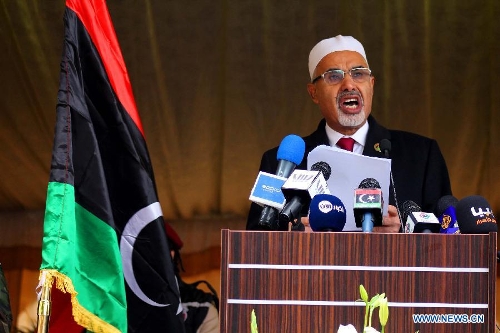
371;293;385;308
368;294;380;308
379;297;389;326
359;284;369;303
251;309;259;333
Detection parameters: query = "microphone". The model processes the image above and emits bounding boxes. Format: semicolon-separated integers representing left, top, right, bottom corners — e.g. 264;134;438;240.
310;161;332;181
434;195;460;234
401;200;420;231
455;195;497;234
401;200;440;233
255;134;305;229
308;194;346;232
353;178;383;232
379;138;404;229
279;169;330;225
281;161;331;231
380;139;391;158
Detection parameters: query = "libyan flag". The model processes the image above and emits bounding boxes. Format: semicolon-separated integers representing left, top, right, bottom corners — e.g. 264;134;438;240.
39;0;186;332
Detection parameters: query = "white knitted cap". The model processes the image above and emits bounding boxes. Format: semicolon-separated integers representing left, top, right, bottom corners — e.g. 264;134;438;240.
308;35;368;80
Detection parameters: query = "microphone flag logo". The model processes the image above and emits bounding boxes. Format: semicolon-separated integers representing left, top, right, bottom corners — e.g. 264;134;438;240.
354;189;382;209
318;200;333;213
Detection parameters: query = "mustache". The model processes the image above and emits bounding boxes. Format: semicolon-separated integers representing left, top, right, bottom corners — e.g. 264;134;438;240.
336;91;362;99
336;91;364;108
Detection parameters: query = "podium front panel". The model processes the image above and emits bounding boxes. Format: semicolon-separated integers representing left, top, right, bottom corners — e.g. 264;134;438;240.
220;231;497;333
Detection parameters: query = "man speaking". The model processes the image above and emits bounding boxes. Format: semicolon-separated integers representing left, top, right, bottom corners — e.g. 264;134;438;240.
246;35;452;232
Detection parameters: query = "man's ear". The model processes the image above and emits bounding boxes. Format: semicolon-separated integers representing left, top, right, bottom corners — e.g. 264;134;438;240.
307;83;319;103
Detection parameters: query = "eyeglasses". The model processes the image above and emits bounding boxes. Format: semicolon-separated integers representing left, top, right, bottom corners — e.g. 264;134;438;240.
312;67;372;85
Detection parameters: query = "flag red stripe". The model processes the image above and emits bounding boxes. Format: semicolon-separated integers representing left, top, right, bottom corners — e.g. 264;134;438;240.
66;0;144;136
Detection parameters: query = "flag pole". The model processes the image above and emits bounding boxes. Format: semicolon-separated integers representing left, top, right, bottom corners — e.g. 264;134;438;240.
36;282;51;333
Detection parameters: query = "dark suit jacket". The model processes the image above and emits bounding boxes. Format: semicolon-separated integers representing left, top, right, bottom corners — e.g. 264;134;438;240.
246;115;452;230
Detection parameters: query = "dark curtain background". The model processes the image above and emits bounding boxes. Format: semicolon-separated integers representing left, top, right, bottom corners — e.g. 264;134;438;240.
0;0;498;329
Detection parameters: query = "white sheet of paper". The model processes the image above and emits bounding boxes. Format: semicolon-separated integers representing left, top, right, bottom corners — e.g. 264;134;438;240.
307;145;391;231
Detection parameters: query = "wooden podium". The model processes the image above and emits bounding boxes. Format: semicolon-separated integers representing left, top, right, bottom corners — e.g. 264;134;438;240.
220;230;497;332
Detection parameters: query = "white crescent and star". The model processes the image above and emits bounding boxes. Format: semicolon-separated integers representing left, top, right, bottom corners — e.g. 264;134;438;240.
119;202;175;308
358;194;376;203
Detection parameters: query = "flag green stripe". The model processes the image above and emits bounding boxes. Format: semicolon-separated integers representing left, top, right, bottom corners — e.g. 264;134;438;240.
41;181;127;332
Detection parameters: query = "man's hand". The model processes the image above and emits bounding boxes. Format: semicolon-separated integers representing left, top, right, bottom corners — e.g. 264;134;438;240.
300;216;313;232
302;205;401;233
373;205;401;233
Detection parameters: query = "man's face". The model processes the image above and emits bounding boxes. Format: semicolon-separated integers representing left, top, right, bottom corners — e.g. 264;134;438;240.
307;51;375;135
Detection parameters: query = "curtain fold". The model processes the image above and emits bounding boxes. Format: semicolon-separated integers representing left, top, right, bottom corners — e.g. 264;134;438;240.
0;1;499;329
0;0;498;218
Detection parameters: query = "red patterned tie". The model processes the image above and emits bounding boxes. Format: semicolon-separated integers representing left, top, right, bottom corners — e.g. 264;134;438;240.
337;137;355;152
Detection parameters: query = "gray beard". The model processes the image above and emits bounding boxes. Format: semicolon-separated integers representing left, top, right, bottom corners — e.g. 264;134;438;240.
337;110;366;127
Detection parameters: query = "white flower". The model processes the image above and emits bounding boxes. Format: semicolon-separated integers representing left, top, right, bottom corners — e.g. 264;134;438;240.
337;324;358;333
363;327;380;333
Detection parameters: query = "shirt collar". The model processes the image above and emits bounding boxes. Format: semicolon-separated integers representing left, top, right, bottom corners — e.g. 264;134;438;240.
325;120;369;154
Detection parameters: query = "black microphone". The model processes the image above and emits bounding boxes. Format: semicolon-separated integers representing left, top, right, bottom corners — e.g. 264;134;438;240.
455;195;497;234
402;200;440;233
353;178;383;232
258;134;305;229
279;162;331;225
310;161;332;181
434;195;460;234
380;139;391;158
401;200;420;228
308;194;346;232
279;169;330;225
379;138;404;230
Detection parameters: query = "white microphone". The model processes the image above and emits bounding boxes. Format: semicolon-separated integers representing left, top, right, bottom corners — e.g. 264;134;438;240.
279;169;330;225
249;172;287;209
402;200;440;233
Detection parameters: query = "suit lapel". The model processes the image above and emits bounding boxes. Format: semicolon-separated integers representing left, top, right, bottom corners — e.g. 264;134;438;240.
303;116;392;159
363;115;392;158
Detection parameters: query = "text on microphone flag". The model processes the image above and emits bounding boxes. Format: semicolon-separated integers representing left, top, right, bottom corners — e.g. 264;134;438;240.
249;171;287;209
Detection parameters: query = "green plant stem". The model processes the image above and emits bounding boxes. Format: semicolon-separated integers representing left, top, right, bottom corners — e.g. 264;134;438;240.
364;304;369;328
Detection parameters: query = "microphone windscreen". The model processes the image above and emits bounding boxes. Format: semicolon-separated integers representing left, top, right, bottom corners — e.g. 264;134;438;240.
308;194;346;232
455;195;497;234
380;139;391;153
310;161;332;181
277;134;305;165
439;205;460;234
434;195;459;217
358;177;381;189
402;200;421;224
